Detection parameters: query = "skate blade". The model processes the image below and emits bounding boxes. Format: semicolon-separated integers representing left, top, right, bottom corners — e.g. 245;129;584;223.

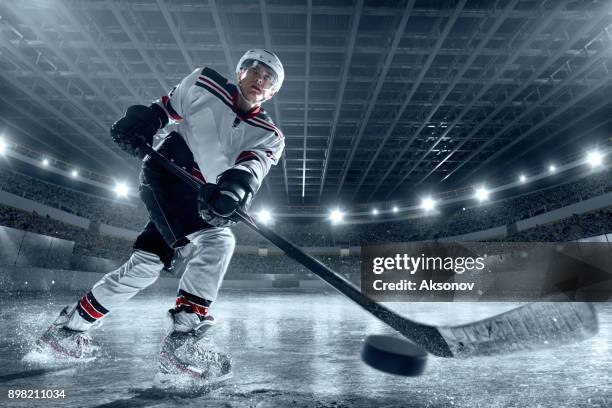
23;340;97;367
22;348;95;367
153;371;232;395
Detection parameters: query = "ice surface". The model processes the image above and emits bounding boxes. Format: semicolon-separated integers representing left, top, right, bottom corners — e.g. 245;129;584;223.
1;291;610;407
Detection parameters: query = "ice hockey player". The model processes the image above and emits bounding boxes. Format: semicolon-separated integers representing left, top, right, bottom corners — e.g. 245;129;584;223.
34;50;285;384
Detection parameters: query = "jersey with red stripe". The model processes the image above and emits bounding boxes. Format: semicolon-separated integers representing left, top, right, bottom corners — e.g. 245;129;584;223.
152;67;284;190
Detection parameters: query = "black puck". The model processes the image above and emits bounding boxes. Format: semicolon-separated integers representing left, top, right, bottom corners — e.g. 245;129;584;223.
361;335;428;376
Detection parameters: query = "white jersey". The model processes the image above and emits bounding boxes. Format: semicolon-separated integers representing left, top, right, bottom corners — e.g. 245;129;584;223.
152;67;284;189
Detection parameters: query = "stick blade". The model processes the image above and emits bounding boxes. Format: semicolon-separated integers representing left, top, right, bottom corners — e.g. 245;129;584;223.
438;302;599;358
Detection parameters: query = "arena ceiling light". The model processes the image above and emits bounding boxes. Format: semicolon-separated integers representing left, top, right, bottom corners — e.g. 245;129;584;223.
371;208;378;216
0;139;6;155
70;169;79;178
420;197;435;211
548;164;556;173
392;206;399;213
114;182;129;197
329;208;344;224
519;174;527;183
42;158;49;167
586;150;603;167
256;209;272;224
474;186;489;202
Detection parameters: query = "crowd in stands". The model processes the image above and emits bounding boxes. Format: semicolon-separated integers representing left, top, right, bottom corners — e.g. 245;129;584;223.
0;204;86;242
1;165;610;246
503;206;612;242
234;168;611;246
0;165;610;264
0;202;610;273
436;169;610;238
0;167;148;230
0;203;132;261
223;253;360;281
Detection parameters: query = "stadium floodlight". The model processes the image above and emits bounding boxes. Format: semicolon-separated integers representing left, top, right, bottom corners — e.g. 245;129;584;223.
0;139;6;155
256;209;272;224
586;150;603;167
421;196;435;211
329;208;344;224
114;182;129;197
519;174;526;183
371;208;378;216
71;169;78;178
42;158;49;167
548;164;556;173
475;186;489;202
392;206;398;213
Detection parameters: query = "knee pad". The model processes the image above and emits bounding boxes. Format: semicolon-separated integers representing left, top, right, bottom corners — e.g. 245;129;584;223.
122;250;165;279
133;222;175;268
180;229;235;302
90;250;164;310
187;228;236;252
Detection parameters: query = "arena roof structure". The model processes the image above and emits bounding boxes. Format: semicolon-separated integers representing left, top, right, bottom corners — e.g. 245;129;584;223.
0;0;611;208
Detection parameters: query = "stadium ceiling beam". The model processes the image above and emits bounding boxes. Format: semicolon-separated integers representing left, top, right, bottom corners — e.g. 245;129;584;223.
10;67;597;96
380;0;571;198
453;44;612;185
317;0;363;203
260;0;289;200
453;109;612;186
72;2;595;20
514;94;612;163
42;28;569;46
0;69;123;171
16;69;595;89
301;0;312;201
10;8;124;119
208;0;234;79
0;101;66;158
0;36;132;171
19;36;599;59
416;5;610;189
52;28;572;45
55;2;144;103
334;0;416;199
353;0;467;202
363;0;517;200
156;0;195;71
0;37;110;132
106;0;171;92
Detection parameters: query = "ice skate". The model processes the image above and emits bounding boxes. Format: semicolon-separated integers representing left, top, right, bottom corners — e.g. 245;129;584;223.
25;306;100;364
156;313;232;390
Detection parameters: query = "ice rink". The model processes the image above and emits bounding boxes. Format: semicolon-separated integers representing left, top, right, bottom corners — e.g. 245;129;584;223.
1;290;610;408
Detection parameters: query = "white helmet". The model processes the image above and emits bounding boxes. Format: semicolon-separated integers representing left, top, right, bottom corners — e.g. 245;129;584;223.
236;49;284;93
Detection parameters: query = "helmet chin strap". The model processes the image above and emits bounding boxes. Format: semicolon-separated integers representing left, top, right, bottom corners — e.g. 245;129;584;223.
237;80;265;107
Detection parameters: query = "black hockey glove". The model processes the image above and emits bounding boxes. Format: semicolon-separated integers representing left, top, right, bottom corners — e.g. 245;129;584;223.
111;105;163;158
198;168;258;227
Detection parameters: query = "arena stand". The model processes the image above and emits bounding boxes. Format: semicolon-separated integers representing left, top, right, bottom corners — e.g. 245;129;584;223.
0;166;610;292
0;167;148;231
0;166;609;246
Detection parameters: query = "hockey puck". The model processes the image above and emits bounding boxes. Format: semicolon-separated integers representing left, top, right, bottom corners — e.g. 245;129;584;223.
361;335;428;376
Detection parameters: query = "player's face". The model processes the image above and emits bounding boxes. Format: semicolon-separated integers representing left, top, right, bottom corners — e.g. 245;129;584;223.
238;63;277;104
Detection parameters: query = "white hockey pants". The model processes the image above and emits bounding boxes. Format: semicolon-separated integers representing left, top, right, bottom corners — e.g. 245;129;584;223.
62;227;235;332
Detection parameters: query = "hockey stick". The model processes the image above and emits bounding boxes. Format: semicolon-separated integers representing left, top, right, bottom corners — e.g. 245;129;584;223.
140;143;599;358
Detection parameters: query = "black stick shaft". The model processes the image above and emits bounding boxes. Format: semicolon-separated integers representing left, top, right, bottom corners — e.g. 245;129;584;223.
140;143;453;357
